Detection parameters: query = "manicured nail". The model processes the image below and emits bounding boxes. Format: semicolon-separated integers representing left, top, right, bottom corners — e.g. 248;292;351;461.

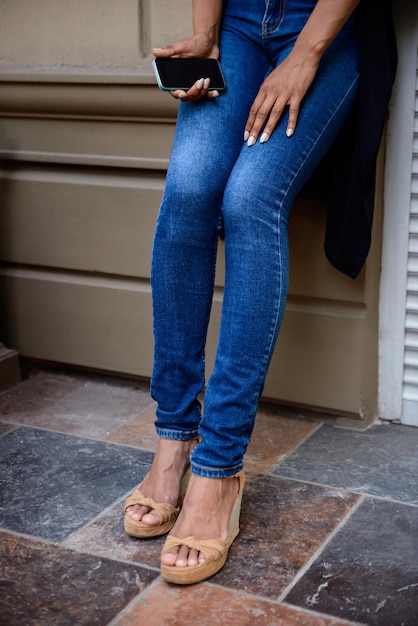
247;135;256;147
178;92;187;99
196;78;204;89
203;78;210;89
260;132;269;144
243;130;250;142
286;128;294;137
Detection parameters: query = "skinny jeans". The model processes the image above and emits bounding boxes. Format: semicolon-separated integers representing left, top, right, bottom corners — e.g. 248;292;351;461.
150;0;359;478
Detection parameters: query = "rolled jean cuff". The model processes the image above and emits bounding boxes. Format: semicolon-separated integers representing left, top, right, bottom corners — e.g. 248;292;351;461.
191;459;243;479
156;427;200;441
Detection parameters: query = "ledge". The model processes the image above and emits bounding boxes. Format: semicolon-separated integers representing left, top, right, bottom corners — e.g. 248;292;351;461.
0;60;157;84
0;79;179;120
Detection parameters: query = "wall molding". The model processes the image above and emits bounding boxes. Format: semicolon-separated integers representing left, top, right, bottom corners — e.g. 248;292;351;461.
0;80;177;120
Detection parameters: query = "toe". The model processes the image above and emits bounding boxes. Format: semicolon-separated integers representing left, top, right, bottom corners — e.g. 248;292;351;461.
161;543;206;568
126;504;153;522
161;546;180;566
140;509;161;526
126;504;141;520
175;544;192;567
186;548;200;567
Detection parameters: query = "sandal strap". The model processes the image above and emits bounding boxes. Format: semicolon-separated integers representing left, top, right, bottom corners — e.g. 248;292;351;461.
124;489;179;524
163;534;230;564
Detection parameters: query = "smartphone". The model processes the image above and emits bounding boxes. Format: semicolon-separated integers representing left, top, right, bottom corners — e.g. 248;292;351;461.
153;57;226;92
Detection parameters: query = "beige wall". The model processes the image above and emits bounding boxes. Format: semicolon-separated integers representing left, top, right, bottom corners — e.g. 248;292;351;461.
0;0;143;71
0;1;383;424
0;0;191;77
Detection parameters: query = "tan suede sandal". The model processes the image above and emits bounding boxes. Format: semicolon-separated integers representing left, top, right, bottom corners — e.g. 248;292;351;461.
160;470;245;584
124;466;191;539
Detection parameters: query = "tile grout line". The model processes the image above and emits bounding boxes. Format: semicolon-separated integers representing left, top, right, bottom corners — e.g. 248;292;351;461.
0;418;160;453
278;602;367;626
203;579;365;626
276;494;366;604
106;574;164;626
267;420;325;472
61;495;138;543
269;472;418;508
0;525;161;575
63;542;162;575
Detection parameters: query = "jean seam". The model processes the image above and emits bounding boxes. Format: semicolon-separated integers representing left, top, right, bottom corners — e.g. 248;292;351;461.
279;72;360;215
190;459;243;477
156;428;200;440
262;0;286;37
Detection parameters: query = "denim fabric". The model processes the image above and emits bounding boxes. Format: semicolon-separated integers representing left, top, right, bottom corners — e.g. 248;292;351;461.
150;0;359;477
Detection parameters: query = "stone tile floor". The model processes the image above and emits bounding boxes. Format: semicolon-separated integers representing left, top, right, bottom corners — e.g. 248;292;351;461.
1;363;417;625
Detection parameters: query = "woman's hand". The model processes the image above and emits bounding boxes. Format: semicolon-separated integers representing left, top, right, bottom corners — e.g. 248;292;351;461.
153;34;220;102
244;0;359;144
244;51;320;145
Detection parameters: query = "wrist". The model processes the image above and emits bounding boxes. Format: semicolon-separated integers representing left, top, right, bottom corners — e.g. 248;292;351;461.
291;35;328;65
193;24;219;46
192;1;222;49
190;31;220;58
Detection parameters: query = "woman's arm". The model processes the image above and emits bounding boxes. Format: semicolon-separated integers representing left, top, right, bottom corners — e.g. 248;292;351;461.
152;0;224;100
192;0;223;54
245;0;360;144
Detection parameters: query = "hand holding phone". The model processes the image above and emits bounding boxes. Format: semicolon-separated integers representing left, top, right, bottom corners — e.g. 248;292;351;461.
153;57;226;92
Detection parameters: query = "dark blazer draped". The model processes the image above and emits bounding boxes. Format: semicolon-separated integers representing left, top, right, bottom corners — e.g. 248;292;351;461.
307;0;398;278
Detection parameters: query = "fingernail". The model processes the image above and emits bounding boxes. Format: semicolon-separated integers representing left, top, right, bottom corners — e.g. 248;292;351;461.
196;78;204;89
260;132;269;144
178;91;187;99
243;130;250;142
247;136;256;147
203;78;210;89
286;128;294;137
210;90;219;98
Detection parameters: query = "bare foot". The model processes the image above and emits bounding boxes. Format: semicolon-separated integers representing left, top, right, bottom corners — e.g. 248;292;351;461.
161;473;240;567
125;438;197;527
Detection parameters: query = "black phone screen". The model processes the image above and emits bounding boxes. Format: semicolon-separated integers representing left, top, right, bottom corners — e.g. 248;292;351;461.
153;58;226;91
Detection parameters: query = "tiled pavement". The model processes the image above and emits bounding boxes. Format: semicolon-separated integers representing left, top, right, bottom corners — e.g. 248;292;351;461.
1;364;418;626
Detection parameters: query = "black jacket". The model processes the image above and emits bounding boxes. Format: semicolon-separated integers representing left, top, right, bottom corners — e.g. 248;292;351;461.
308;0;397;278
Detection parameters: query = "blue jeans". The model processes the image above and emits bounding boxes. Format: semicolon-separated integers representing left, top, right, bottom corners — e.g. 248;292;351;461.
150;0;359;478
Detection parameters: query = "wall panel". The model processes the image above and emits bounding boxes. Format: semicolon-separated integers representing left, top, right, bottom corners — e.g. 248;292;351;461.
0;166;164;276
0;0;384;423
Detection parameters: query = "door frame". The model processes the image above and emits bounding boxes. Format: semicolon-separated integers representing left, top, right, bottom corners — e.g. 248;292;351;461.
379;0;418;425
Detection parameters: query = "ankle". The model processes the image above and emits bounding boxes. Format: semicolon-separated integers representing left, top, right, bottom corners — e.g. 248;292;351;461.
138;438;197;503
155;437;198;469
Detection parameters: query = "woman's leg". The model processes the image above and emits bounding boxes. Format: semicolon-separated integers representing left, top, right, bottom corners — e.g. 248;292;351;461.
191;26;360;479
150;37;271;443
126;28;270;525
163;24;360;567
